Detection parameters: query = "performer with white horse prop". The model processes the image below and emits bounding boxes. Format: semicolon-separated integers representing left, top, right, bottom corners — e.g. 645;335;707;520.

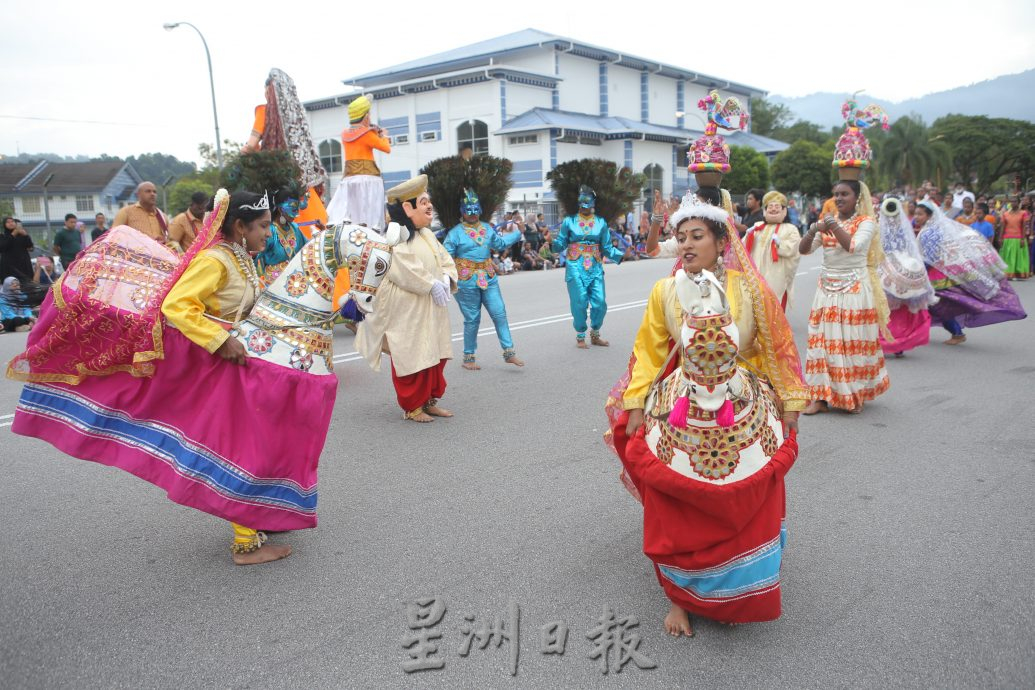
7;189;405;565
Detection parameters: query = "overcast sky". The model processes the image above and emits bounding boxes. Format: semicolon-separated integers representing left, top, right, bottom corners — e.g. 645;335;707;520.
2;0;1032;166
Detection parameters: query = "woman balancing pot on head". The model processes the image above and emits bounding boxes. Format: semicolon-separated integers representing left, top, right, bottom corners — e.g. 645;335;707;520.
604;192;806;637
645;89;748;260
800;98;892;415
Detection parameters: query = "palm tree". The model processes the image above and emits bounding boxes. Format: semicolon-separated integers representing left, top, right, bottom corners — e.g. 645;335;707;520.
879;116;936;187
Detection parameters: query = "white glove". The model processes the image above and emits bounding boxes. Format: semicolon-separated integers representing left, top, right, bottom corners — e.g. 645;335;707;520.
430;280;451;307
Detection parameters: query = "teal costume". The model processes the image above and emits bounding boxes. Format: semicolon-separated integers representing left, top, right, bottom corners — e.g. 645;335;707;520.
443;190;523;363
552;186;623;341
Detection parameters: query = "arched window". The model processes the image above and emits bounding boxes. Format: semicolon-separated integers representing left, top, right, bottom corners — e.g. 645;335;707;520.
643;163;664;198
457;120;489;156
319;139;342;174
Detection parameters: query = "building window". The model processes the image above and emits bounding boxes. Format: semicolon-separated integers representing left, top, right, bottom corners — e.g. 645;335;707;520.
643;163;664;198
416;111;441;142
319;139;342;174
75;195;94;212
676;146;690;168
508;135;538;145
457;120;489;155
22;196;41;214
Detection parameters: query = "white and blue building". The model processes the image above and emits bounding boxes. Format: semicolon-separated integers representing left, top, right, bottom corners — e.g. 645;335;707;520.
304;29;788;222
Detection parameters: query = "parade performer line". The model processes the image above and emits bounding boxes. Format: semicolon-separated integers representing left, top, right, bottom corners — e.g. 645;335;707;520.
0;301;650;426
332;298;650;364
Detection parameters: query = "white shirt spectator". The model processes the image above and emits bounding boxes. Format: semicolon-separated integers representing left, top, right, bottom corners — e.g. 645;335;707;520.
952;188;975;209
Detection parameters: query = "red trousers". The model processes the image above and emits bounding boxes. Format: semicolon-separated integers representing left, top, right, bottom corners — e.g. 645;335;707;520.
390;359;447;412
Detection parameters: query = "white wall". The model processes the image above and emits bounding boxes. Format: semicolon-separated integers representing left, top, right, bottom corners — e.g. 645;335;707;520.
13;193;109;224
503;48;555;76
505;82;551;121
607;65;640;120
648;74;679;128
556;53;599;113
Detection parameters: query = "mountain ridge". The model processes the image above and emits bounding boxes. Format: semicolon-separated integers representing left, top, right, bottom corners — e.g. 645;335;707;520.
770;69;1035;128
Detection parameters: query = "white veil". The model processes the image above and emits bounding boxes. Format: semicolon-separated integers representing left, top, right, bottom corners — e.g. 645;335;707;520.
877;197;937;312
917;201;1006;301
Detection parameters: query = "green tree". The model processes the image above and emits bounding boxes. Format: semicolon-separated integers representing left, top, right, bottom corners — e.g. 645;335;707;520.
772;120;829;146
220;150;300;196
166;178;216;216
723;145;770;194
930;115;1035;193
124;152;197;184
0;198;14;218
546;159;645;221
420;155;513;229
872;116;951;189
772;140;833;198
750;98;793;138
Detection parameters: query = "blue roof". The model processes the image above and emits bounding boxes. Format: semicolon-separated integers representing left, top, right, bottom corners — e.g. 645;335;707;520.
496;108;789;154
344;28;765;97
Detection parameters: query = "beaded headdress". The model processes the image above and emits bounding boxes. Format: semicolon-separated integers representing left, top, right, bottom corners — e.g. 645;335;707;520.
460;188;481;217
687;90;749;187
832;93;889;180
578;185;596;210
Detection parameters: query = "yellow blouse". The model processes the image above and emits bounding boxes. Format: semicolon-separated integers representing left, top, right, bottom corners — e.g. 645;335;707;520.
161;246;258;354
623;270;806;412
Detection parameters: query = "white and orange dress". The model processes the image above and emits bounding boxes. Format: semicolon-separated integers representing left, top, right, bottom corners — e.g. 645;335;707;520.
804;215;890;410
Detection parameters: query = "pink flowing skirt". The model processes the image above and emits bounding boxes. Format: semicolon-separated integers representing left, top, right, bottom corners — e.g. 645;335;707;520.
879;306;931;354
13;328;337;531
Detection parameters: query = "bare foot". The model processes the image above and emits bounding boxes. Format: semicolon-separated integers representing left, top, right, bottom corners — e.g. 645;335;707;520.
576;339;589;349
343;323;357;334
424;405;453;418
663;603;694;637
591;336;610;347
405;411;435;423
462;361;481;370
802;400;829;415
233;543;292;565
505;356;525;367
945;334;966;345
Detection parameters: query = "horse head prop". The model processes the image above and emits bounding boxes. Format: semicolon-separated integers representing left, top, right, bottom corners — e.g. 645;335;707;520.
233;221;408;375
643;268;784;484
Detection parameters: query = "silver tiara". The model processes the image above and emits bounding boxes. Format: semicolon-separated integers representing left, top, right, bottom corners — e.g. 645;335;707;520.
239;191;270;212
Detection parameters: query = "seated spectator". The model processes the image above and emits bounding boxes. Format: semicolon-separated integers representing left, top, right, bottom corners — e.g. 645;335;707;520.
491;250;506;275
1;277;36;333
538;242;559;268
33;256;56;287
520;241;544;271
500;248;515;274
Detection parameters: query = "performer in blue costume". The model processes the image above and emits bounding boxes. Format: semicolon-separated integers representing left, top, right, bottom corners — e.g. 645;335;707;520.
443;189;525;370
552;185;624;348
255;185;309;287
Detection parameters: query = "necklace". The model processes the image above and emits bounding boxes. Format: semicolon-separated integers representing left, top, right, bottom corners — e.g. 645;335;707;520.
221;241;261;292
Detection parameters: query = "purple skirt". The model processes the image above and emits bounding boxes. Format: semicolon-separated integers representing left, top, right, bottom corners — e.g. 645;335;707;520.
929;279;1027;329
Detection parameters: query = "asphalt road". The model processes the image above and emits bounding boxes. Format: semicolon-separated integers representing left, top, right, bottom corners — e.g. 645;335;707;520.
1;252;1032;689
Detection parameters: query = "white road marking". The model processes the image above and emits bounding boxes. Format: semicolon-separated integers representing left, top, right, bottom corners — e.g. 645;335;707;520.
331;299;649;364
2;300;650;426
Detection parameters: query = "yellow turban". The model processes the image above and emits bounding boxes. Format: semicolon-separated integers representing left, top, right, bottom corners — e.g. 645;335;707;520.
348;95;372;123
386;174;428;204
763;190;787;208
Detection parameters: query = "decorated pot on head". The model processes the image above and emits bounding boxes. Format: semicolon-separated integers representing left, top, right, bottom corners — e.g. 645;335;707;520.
687;90;749;189
832;93;889;181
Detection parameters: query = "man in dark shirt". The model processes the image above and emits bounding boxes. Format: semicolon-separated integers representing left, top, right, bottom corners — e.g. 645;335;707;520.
736;188;766;235
91;212;108;241
53;213;83;269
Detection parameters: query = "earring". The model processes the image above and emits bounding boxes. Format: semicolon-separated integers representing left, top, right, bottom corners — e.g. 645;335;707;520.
717;254;724;267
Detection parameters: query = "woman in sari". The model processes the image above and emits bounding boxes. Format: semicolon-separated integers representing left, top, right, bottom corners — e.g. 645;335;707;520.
914;200;1026;344
605;192;805;637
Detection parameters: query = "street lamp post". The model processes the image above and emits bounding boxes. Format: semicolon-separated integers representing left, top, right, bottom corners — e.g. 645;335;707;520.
42;173;55;239
163;21;223;169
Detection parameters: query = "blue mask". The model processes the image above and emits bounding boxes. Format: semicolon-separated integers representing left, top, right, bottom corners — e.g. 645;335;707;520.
279;199;300;221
